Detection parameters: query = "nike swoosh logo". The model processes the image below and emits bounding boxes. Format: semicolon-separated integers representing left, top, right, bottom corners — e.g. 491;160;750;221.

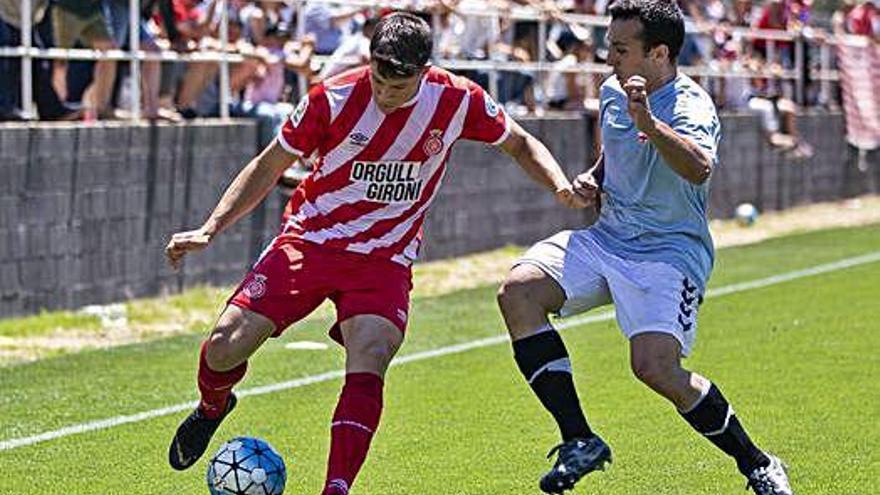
174;439;191;466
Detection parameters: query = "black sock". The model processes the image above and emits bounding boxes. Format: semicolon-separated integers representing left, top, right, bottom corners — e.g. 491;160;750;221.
681;384;770;475
513;330;593;441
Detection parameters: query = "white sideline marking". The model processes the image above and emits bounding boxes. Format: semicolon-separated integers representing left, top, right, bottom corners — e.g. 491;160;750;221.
2;251;879;453
284;341;329;351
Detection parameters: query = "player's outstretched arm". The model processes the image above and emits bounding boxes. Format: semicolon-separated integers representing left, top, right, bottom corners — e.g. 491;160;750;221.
165;140;297;269
498;119;590;209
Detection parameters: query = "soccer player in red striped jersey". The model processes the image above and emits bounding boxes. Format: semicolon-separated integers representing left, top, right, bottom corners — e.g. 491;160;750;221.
164;12;587;494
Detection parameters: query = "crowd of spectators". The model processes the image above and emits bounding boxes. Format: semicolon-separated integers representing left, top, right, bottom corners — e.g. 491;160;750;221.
0;0;877;157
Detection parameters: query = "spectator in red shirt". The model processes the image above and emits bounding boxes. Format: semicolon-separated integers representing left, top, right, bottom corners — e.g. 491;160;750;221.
846;0;879;38
752;0;794;65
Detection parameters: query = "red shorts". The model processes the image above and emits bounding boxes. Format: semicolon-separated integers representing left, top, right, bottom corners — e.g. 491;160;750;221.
228;237;413;344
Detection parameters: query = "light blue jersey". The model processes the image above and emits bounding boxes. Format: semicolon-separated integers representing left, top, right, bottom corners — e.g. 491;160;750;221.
588;74;721;291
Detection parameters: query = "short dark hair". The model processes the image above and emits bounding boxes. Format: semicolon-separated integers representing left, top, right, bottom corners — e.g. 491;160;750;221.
370;12;433;79
608;0;684;62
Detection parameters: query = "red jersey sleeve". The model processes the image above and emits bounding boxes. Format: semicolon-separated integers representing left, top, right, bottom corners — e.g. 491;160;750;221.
277;84;331;157
458;81;510;145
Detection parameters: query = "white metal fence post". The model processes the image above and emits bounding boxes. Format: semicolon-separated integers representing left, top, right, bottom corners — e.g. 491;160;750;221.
431;10;441;61
219;0;230;120
129;0;141;119
20;0;34;119
537;15;547;112
296;0;307;100
795;34;804;105
488;12;499;100
819;40;830;106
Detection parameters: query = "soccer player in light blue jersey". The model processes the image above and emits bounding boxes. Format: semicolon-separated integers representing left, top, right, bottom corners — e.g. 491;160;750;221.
497;1;794;494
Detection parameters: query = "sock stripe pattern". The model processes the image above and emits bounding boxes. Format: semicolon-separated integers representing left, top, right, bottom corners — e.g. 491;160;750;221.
681;383;769;475
327;479;350;495
323;372;384;495
513;330;570;378
331;420;374;434
703;405;734;437
528;357;573;384
682;384;735;436
197;340;247;419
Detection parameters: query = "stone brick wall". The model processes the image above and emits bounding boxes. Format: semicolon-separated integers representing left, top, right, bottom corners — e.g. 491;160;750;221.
0;111;875;317
710;111;879;219
0;121;285;317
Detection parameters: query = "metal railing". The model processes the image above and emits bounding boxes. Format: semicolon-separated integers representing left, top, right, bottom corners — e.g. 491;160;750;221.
0;0;860;121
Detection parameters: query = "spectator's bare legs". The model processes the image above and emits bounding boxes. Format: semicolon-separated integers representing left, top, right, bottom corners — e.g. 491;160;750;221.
230;58;263;93
176;61;220;111
523;82;536;113
141;59;162;118
767;131;798;149
777;98;799;139
175;58;260;116
52;60;68;103
84;38;118;117
777;98;813;159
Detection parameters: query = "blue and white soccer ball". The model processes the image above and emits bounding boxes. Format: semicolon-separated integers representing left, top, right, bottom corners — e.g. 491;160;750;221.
734;203;759;227
207;437;287;495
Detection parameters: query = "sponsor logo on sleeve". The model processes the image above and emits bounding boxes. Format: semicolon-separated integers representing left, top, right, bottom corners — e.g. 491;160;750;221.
291;95;309;127
484;93;500;118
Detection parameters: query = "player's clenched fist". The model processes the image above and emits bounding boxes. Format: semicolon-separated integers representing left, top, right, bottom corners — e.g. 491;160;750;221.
165;229;213;270
554;184;590;209
623;75;656;134
572;170;600;209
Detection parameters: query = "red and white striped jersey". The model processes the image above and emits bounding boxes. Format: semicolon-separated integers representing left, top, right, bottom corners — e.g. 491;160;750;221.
276;66;510;266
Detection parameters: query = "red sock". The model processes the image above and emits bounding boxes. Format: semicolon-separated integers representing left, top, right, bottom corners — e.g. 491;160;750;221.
322;373;384;495
197;340;247;419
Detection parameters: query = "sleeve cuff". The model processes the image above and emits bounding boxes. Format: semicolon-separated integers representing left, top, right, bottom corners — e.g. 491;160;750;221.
276;134;305;157
490;117;512;146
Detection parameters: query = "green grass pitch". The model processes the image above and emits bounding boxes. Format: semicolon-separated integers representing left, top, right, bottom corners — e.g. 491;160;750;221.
1;224;878;494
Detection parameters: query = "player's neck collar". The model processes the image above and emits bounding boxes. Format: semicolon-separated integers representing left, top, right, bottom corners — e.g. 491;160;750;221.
398;73;428;109
648;71;678;96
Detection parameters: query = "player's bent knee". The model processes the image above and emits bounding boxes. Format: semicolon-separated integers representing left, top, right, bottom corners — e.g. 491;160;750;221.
630;356;676;388
341;316;404;371
355;338;399;363
498;269;561;316
497;274;540;313
346;335;401;374
204;309;273;371
204;335;243;371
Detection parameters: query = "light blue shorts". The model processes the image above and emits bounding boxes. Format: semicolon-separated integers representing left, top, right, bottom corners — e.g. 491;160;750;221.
515;230;703;356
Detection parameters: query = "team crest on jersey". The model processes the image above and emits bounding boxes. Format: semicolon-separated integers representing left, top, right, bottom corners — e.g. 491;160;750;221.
291;95;309;127
243;274;268;299
484;94;500;118
422;129;444;156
